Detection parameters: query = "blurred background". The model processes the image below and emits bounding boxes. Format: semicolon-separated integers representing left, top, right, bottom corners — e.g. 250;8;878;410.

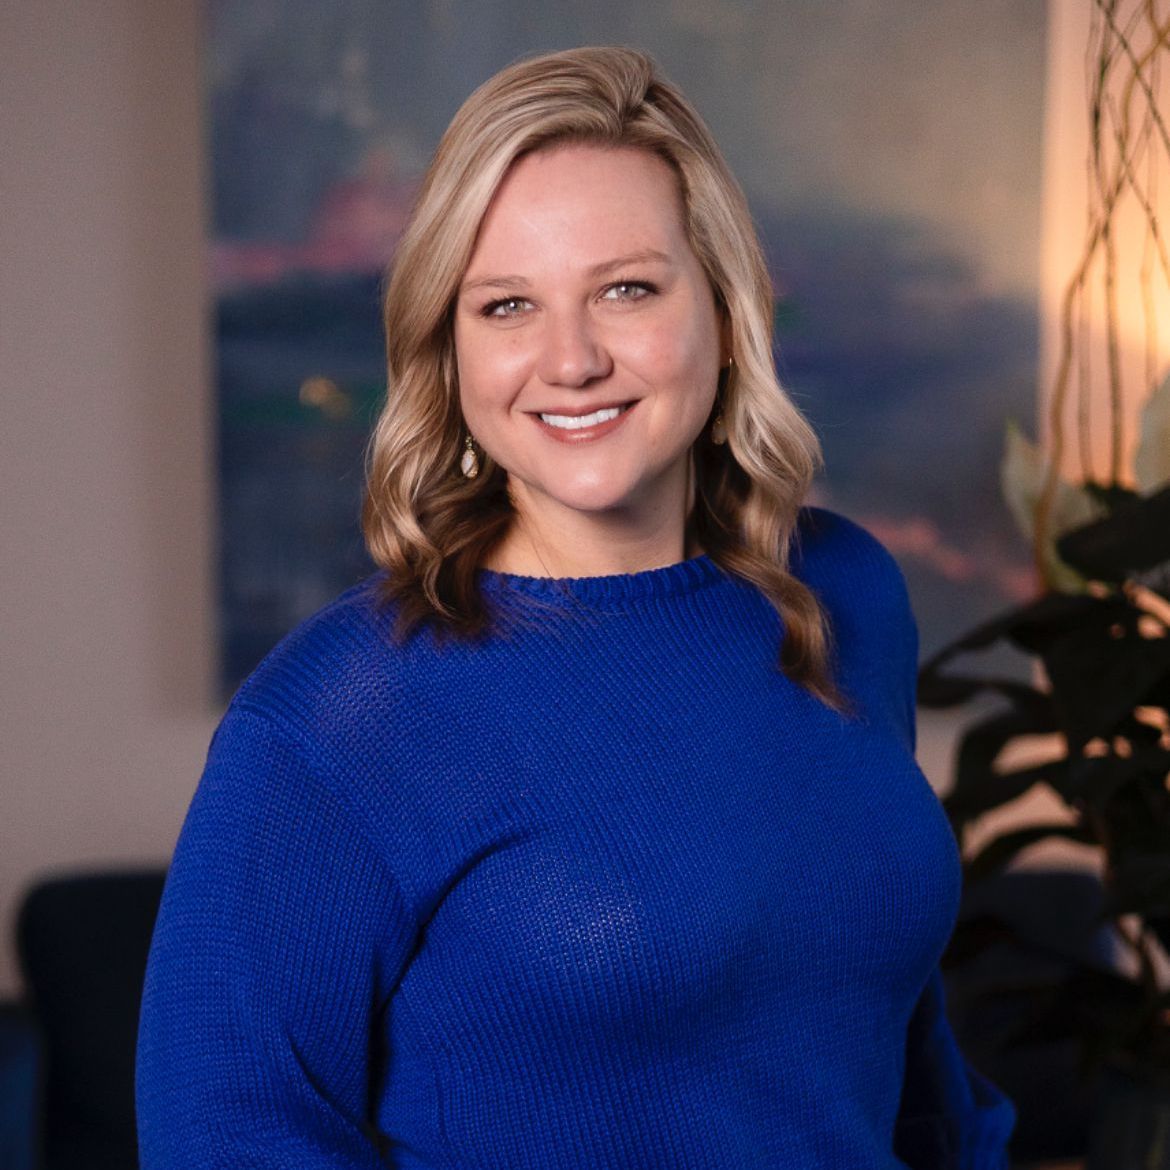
205;0;1047;688
2;2;1168;1167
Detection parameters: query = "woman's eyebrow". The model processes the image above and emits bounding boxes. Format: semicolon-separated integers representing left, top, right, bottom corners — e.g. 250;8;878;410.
585;248;673;278
460;273;531;294
460;249;673;295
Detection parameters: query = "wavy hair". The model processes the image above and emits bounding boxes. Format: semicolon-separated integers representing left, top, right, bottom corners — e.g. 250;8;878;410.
363;45;846;710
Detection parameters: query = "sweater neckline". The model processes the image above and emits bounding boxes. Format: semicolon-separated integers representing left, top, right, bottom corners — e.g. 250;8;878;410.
476;552;727;604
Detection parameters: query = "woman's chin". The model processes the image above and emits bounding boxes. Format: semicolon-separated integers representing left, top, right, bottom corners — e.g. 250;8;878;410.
509;463;688;529
507;471;629;518
535;482;647;520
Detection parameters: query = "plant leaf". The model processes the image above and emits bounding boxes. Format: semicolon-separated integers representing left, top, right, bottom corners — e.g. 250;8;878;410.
946;708;1065;826
918;593;1104;694
1043;608;1170;742
1135;370;1170;493
965;822;1094;882
1000;419;1105;590
1057;484;1170;581
1102;853;1170;918
948;761;1068;829
916;666;1053;713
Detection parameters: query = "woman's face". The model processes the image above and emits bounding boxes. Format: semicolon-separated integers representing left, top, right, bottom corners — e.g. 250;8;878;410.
453;143;726;544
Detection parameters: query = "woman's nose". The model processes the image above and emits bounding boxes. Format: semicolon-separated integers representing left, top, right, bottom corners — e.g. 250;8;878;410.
536;311;612;387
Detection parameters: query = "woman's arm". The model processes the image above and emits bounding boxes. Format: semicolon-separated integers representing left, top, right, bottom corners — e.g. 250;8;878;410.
889;541;1016;1169
136;706;417;1168
894;966;1016;1170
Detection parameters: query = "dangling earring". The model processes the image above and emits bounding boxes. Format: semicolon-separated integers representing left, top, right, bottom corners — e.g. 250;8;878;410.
460;433;480;479
711;356;732;445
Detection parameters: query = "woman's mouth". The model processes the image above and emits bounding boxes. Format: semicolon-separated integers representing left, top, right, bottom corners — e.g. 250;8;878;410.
539;405;625;429
532;401;636;442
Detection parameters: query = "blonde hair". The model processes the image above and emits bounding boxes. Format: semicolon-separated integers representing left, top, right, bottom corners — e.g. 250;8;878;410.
363;45;846;710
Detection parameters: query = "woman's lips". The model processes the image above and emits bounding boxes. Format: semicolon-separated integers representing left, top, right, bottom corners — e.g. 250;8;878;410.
530;401;637;443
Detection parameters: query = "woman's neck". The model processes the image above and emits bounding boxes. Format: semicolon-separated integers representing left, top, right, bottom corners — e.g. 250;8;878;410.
484;509;700;579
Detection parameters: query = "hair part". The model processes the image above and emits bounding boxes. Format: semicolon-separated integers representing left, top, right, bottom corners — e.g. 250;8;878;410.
363;45;849;712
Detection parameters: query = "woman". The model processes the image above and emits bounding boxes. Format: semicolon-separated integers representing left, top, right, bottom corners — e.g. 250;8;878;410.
137;46;1014;1168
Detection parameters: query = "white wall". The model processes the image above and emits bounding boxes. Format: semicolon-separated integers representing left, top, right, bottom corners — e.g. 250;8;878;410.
0;0;219;996
1;1;1142;999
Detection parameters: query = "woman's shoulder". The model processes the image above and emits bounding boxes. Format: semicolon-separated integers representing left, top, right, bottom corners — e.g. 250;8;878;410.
793;506;920;736
791;504;917;656
226;573;407;736
793;504;910;597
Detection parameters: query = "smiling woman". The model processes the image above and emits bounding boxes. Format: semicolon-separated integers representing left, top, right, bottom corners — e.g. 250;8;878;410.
361;45;842;704
137;45;1016;1170
454;145;725;570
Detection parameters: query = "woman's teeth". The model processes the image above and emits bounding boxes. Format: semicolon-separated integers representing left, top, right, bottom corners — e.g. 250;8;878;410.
539;405;626;430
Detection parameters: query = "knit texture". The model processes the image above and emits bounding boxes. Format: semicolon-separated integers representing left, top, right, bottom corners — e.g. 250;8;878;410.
136;506;1014;1169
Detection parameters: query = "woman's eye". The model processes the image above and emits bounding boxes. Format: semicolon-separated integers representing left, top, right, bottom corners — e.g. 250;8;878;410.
483;297;531;318
602;281;655;303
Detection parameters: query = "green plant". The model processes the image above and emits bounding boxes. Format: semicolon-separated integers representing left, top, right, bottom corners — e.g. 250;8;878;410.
918;0;1170;1077
919;388;1170;1071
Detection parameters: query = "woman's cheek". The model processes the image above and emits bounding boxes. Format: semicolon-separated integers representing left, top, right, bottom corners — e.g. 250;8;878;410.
457;335;527;410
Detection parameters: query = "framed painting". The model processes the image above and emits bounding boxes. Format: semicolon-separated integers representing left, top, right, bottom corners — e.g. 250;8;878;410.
209;0;1047;690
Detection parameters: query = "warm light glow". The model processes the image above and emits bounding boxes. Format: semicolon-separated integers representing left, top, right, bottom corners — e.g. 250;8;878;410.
1040;0;1170;486
298;376;352;419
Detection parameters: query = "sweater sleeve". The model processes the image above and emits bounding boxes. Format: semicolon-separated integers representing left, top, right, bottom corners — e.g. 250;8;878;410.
136;706;417;1169
894;968;1016;1169
890;569;1016;1168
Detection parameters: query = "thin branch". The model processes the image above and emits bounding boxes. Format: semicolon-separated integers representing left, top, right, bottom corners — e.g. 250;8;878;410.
1130;93;1165;398
1037;1;1170;562
1111;92;1170;287
1096;0;1170;157
1037;148;1130;569
1101;93;1127;482
1078;274;1096;481
1141;56;1163;394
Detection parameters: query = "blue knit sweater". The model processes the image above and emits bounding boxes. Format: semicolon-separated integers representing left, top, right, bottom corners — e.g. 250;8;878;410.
136;506;1014;1168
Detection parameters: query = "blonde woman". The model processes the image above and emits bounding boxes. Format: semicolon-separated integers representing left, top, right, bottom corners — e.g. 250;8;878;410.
137;46;1014;1169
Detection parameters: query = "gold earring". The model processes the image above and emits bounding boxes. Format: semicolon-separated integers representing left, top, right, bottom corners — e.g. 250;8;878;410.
460;434;480;479
711;356;732;444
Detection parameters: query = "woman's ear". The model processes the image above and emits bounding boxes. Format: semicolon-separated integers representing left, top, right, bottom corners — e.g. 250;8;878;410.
719;307;733;368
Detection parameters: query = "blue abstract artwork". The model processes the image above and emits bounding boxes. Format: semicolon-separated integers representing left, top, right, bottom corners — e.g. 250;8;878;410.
209;1;1047;690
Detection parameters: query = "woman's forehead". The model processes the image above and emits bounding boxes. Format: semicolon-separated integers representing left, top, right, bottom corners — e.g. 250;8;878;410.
464;144;690;278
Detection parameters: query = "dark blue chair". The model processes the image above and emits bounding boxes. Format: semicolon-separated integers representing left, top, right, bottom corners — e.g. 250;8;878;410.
3;869;166;1170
